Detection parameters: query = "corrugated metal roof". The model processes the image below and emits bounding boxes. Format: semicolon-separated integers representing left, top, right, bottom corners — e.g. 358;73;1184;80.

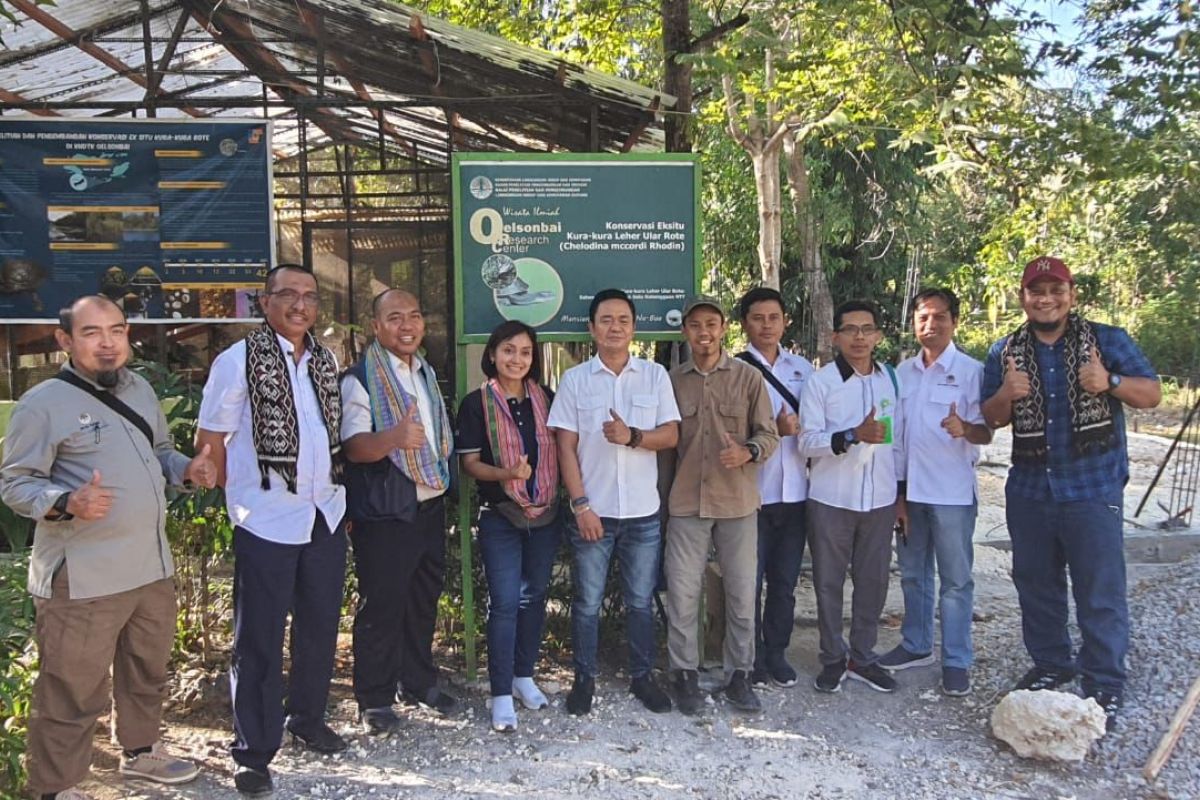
0;0;670;158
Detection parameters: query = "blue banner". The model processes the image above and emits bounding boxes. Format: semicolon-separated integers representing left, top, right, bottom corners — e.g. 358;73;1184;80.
0;119;274;321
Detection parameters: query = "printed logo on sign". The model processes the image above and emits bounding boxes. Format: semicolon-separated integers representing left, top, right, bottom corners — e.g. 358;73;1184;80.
665;308;683;327
219;138;238;156
469;175;494;200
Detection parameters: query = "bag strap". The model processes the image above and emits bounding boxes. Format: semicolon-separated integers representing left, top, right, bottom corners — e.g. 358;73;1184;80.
53;370;155;447
883;362;899;398
735;351;800;413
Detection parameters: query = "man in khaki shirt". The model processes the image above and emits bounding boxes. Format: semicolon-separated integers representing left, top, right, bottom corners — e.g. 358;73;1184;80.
665;295;779;715
1;295;215;799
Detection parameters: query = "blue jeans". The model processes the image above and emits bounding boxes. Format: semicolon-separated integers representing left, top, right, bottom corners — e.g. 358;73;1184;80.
1006;484;1128;694
569;512;661;680
755;502;807;668
477;510;563;697
896;501;977;669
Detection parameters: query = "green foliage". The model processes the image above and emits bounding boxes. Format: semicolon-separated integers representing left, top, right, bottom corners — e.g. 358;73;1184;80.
0;553;35;795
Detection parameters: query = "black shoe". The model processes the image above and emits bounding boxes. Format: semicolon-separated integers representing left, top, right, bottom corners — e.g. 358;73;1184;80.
942;667;971;697
750;666;771;689
723;670;763;713
878;645;936;671
672;669;707;716
764;655;798;688
566;674;595;716
814;660;847;693
1085;689;1122;732
285;718;347;754
630;674;673;713
1014;666;1077;692
399;687;460;716
360;706;402;735
234;766;273;797
847;660;897;693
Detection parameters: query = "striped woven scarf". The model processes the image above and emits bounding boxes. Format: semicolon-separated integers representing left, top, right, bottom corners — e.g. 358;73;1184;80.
364;339;452;490
481;378;557;510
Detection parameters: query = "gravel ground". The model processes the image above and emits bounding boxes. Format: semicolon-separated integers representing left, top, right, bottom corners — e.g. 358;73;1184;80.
69;428;1199;800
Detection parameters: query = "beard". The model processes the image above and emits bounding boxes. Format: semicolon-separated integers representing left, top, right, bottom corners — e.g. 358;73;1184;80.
96;369;119;389
1029;319;1062;332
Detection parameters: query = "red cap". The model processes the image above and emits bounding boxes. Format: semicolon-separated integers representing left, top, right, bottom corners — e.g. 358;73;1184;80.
1021;256;1073;288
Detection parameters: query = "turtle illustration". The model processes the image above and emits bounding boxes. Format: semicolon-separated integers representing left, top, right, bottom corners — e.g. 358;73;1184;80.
0;257;46;311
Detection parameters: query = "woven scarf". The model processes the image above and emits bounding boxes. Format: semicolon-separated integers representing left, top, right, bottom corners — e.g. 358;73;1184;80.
246;323;343;493
480;378;558;511
1003;312;1116;464
364;339;453;490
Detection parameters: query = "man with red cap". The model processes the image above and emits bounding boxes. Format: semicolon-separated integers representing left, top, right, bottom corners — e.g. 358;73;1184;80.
981;256;1161;730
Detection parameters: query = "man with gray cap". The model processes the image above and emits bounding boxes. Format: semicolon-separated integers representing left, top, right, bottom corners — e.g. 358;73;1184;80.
664;295;779;715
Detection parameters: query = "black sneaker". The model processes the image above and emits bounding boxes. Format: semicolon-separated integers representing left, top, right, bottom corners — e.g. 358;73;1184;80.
284;718;347;754
672;669;707;716
847;660;897;693
399;687;460;716
723;670;763;713
878;645;936;671
942;667;971;697
814;660;847;693
1085;689;1122;732
234;766;273;798
1013;666;1077;692
630;674;673;713
750;666;771;689
566;674;595;716
360;706;402;735
765;655;798;688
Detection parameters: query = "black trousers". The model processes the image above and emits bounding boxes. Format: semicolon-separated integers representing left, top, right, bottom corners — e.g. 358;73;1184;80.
230;514;347;771
350;498;447;710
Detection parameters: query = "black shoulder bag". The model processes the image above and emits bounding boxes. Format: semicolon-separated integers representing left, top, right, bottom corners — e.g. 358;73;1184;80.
53;370;155;447
734;351;800;413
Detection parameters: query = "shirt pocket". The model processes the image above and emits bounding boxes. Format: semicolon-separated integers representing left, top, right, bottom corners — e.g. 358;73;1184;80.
929;384;960;408
60;424;106;455
631;393;658;429
576;398;605;433
678;400;701;444
717;402;744;439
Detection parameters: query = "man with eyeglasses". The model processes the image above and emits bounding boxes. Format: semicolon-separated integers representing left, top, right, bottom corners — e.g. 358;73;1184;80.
197;264;348;797
981;256;1160;731
800;299;905;695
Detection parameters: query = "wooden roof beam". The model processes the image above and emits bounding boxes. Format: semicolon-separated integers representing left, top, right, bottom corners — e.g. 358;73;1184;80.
620;96;661;153
0;88;58;115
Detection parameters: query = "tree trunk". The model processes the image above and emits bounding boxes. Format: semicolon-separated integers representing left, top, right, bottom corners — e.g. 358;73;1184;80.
752;148;784;288
661;0;692;153
784;133;834;360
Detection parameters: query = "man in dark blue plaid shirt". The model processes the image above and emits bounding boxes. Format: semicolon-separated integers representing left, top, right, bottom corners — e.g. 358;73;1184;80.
981;255;1160;731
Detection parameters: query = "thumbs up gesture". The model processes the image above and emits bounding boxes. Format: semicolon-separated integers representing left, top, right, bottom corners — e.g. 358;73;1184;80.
941;402;966;439
853;407;887;444
184;443;218;489
393;404;426;450
719;431;751;469
508;453;532;482
602;407;632;446
1078;345;1110;395
1003;355;1031;401
67;469;114;521
775;405;800;437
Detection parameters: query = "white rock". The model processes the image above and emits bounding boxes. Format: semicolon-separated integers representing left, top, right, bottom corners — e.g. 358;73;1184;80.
990;690;1107;762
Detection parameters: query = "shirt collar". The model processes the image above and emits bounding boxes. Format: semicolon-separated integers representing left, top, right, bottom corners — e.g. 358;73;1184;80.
915;341;959;373
680;351;731;374
834;353;880;382
590;353;641;376
745;342;779;367
64;360;134;391
275;331;312;364
388;350;425;377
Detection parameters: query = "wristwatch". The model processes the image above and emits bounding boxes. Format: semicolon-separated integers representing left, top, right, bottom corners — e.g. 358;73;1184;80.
844;429;859;446
745;442;762;463
571;496;591;515
625;427;643;449
47;491;73;521
1108;373;1122;391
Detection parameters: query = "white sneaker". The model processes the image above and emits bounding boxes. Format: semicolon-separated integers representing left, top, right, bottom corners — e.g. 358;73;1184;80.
490;695;517;732
512;677;549;710
53;789;96;800
119;741;200;785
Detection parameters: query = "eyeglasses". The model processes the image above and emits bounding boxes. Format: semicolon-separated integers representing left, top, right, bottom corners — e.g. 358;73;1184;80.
837;324;879;337
266;289;321;307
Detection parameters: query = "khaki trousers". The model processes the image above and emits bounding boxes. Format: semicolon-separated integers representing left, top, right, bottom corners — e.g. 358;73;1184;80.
664;513;758;674
26;565;176;796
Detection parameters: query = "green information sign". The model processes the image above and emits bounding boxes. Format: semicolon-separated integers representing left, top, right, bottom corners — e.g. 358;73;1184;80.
452;153;700;342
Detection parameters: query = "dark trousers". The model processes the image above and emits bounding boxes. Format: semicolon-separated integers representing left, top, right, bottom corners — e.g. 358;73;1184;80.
477;509;562;696
350;498;446;710
230;514;347;771
1006;484;1128;694
755;501;807;668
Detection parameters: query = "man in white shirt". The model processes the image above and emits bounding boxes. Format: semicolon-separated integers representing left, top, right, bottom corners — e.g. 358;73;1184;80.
547;288;681;716
800;299;905;695
880;288;991;696
197;265;348;798
340;289;458;734
734;287;814;689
